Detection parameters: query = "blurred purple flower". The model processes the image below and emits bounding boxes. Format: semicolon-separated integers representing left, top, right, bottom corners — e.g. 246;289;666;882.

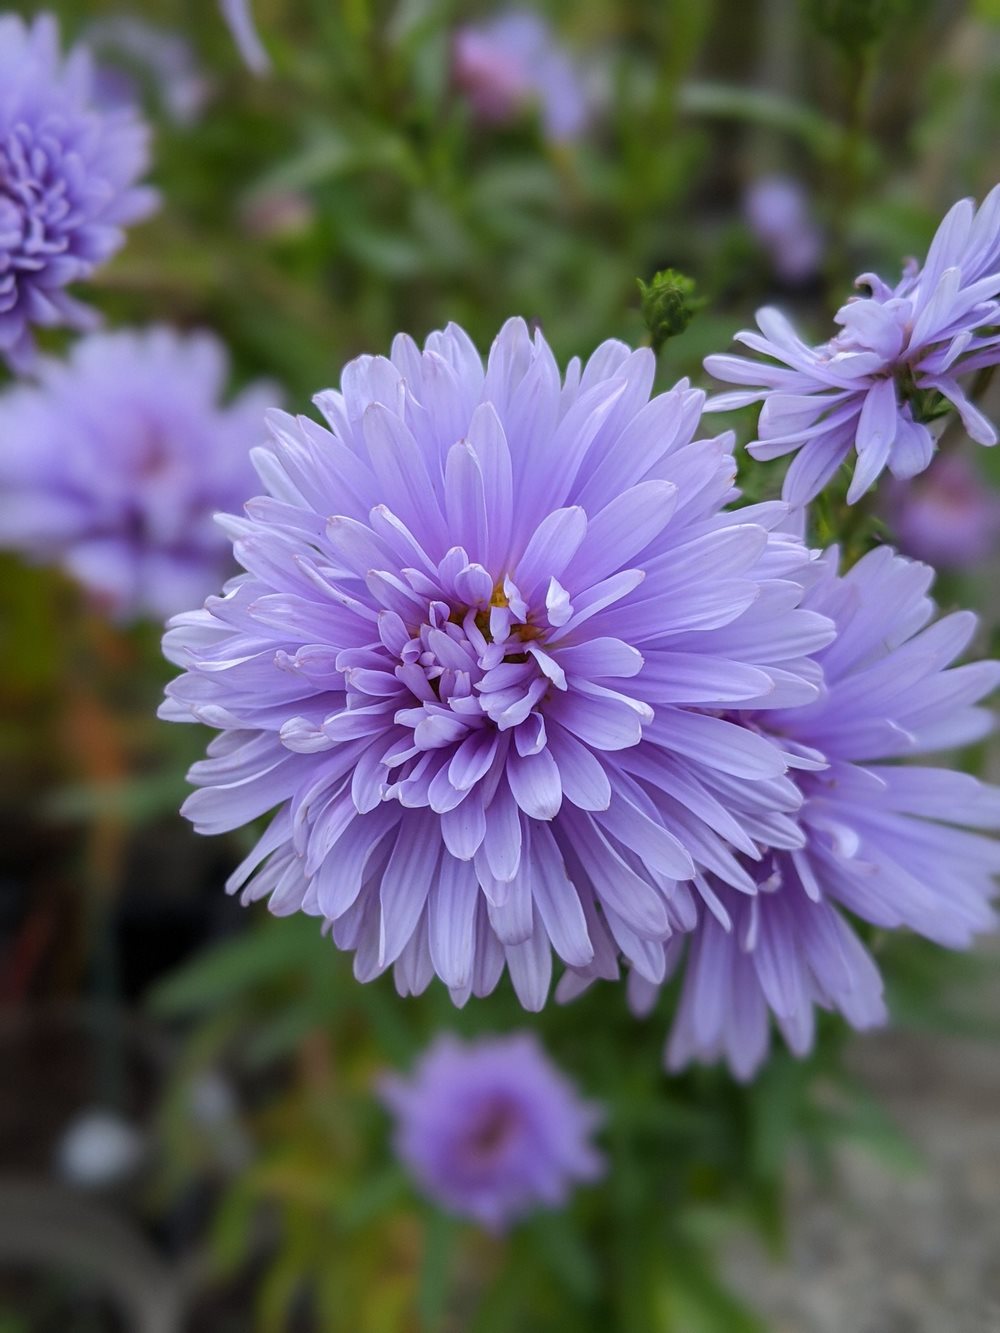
161;318;833;1008
219;0;270;75
743;175;823;284
572;546;1000;1079
0;14;157;371
381;1032;602;1230
884;452;1000;569
706;187;1000;505
0;328;278;621
87;17;211;127
453;11;590;142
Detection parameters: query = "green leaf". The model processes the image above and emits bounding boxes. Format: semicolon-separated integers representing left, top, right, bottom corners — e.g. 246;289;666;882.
417;1210;458;1331
148;916;322;1016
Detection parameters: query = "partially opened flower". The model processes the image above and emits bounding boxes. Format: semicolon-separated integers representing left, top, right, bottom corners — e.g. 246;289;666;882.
706;187;1000;504
584;546;1000;1079
453;11;590;143
0;328;277;621
380;1032;602;1231
0;13;157;370
162;318;834;1008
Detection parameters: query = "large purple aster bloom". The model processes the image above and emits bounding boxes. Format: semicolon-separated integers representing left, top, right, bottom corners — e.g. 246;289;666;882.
161;318;834;1008
706;187;1000;505
380;1032;602;1231
0;14;157;371
583;545;1000;1079
0;327;276;621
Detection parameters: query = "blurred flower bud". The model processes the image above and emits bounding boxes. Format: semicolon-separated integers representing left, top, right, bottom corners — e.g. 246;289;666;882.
240;188;316;240
55;1109;145;1189
744;176;823;285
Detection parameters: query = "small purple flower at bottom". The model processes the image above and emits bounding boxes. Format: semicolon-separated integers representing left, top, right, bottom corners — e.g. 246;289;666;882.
884;452;1000;570
380;1032;602;1231
706;187;1000;505
0;13;157;371
0;328;278;622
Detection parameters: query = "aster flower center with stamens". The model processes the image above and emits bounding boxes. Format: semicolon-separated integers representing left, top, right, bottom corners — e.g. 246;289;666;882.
281;505;653;824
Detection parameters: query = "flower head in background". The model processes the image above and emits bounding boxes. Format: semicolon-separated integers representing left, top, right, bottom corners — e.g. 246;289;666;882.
884;452;1000;570
743;175;823;285
0;13;157;371
87;17;210;127
0;328;277;621
706;187;1000;505
381;1032;602;1230
453;11;590;143
572;546;1000;1079
219;0;270;75
162;318;834;1010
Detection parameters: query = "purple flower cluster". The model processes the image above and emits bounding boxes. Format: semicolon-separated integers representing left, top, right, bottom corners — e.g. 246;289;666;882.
0;14;157;371
163;318;835;1009
0;328;277;621
591;545;1000;1078
381;1032;602;1230
453;11;590;143
162;318;1000;1074
707;186;1000;505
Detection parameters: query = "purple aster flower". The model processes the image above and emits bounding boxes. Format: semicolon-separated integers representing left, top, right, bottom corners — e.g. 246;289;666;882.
706;187;1000;505
453;11;590;143
883;452;1000;570
0;14;157;372
380;1032;602;1231
569;545;1000;1080
161;318;835;1009
219;0;270;75
0;327;277;621
743;175;823;285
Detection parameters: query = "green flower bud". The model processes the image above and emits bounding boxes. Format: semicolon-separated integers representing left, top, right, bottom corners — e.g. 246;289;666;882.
637;269;704;354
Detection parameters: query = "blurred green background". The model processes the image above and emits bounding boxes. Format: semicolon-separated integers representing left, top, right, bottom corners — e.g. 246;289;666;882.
1;1;998;1329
